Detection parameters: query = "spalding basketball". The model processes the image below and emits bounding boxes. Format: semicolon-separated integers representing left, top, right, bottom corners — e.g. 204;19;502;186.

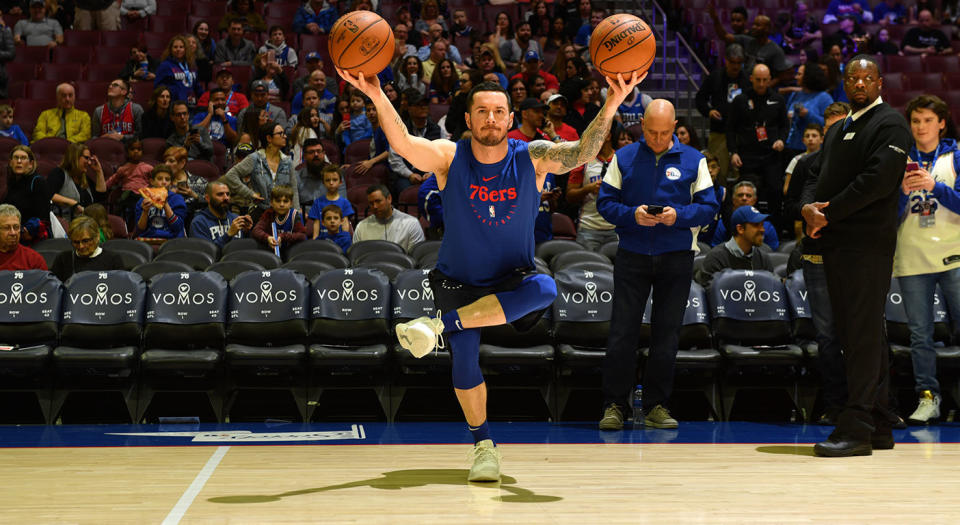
328;10;395;80
590;14;656;80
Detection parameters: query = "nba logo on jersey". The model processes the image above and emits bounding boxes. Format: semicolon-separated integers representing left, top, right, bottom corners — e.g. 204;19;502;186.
489;205;496;218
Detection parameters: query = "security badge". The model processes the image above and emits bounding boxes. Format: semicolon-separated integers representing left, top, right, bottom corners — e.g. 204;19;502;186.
920;199;935;228
755;126;768;141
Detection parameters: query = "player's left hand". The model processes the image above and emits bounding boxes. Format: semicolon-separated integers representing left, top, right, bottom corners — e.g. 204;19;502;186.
656;206;678;226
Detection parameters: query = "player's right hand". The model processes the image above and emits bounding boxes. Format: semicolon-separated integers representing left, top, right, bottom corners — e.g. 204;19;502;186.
336;67;382;99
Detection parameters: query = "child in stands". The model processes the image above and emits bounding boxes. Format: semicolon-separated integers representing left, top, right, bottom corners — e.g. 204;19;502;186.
135;165;187;243
252;184;306;254
0;105;29;145
315;204;352;254
309;164;354;237
105;140;153;219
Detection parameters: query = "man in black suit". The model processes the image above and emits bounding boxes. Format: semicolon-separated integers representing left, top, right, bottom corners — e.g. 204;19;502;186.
803;55;912;457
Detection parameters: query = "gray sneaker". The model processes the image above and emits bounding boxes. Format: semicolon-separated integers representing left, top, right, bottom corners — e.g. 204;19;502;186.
467;439;501;482
645;404;678;429
907;390;941;425
599;403;624;430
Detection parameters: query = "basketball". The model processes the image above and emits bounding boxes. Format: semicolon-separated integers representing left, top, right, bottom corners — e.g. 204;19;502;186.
328;10;395;80
590;14;656;80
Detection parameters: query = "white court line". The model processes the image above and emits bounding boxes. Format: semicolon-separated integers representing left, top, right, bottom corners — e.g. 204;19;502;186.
162;446;230;525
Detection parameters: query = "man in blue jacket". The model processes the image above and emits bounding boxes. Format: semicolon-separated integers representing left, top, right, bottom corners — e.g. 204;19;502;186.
597;99;720;430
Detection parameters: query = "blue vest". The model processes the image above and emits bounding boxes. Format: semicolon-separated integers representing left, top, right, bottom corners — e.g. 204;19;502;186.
436;138;540;286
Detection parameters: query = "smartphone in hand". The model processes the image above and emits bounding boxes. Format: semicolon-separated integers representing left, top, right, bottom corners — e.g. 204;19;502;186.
905;162;920;172
647;205;664;215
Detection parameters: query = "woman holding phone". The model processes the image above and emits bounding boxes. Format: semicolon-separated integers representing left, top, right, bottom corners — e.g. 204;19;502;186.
894;94;960;426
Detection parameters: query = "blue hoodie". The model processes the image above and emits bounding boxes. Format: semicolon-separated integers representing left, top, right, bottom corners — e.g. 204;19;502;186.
597;136;718;255
136;192;187;239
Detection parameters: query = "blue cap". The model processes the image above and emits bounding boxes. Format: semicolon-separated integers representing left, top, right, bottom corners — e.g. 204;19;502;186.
524;50;540;62
305;52;322;61
731;205;769;226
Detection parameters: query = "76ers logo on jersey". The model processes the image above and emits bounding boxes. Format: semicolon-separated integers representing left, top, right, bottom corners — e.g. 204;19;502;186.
469;182;518;226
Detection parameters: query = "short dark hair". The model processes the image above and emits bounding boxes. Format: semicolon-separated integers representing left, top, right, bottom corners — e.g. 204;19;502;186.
321;204;342;219
302;137;323;150
800;61;829;92
269;25;285;35
257;121;279;147
208;87;225;97
466;81;511;112
731;6;748;17
270;184;294;201
321;164;342;179
803;122;824;136
171;100;189;113
150;164;173;181
906;94;956;139
366;184;390;198
824;101;851;120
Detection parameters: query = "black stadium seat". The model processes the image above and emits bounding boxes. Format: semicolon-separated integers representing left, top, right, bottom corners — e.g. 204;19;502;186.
347;240;405;263
288;250;350;268
550;250;610;272
132;260;194;281
206;260;265;282
158;237;220;261
220;249;282;269
535;239;585;264
154;250;215;270
281;259;335;280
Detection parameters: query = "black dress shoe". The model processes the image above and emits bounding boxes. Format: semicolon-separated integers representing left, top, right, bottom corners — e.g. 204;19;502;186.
871;432;895;450
814;437;873;457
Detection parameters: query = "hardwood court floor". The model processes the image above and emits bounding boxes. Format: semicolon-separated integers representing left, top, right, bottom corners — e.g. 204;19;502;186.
2;436;960;523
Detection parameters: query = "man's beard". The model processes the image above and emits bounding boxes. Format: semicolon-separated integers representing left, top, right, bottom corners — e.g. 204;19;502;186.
473;127;508;147
212;200;229;214
306;159;326;176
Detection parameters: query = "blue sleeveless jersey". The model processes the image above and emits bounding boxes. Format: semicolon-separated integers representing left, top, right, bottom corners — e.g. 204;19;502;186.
436;138;540;287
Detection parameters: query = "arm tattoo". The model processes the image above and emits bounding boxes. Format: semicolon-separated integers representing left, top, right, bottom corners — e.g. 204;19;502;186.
530;114;611;173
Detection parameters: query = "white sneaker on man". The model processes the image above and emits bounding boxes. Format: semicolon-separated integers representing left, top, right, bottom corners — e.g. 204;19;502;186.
468;439;501;482
907;390;941;425
395;315;445;358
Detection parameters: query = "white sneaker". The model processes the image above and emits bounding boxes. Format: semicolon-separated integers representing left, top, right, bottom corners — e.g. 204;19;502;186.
907;390;941;425
468;439;501;482
395;314;445;358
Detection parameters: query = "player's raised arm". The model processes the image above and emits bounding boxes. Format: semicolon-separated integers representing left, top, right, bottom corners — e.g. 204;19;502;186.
528;71;646;176
337;68;456;176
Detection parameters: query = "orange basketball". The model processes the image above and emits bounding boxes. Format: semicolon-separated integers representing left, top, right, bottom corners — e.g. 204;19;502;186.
590;14;656;80
328;10;395;80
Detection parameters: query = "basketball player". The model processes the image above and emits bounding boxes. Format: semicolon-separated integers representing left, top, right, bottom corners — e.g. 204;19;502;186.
338;65;644;481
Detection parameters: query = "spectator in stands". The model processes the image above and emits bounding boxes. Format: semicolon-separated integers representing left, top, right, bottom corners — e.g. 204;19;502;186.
315;204;351;252
508;77;527;122
528;0;551;39
92;79;143;144
223;121;299;213
120;0;155;22
252;183;306;253
711;180;779;250
164;145;206;211
290;106;322;163
191;88;239;147
292;69;335;117
870;27;901;56
501;21;543;71
353;184;424;251
823;0;873;24
421;40;451;84
512;50;560;93
0;204;46;270
567;120;621;250
825;16;867;58
251;51;289;104
564;78;601;136
237;80;288;130
726;64;788;229
698;151;726;244
50;215;123;282
902;9;951;56
551;44;577;83
294;0;338;35
696;205;775;288
293;52;336;96
786;2;822;53
477;45;509;90
347;98;389;172
0;104;29;145
415;0;447;38
198;68;249;118
336;91;373;147
297;139;334;213
193;21;216;63
444;69;481;140
104;139;152;216
168;100;214;162
260;25;298;69
450;8;474;38
428;59;458;104
189;181;252;247
909;0;940;23
873;0;907;24
544;93;580;143
135;164;187;242
894;94;960;425
396;55;427;96
490;11;514;46
387;91;440;196
574;7;604;53
784;122;823;196
14;0;63;48
33;83;91;143
237;106;268;149
1;146;49;245
785;64;833;156
393;23;418;58
710;6;791;85
0;15;13;99
728;5;749;36
185;34;213;87
49;142;107;220
675;119;702;150
597;99;719;431
119;46;158;83
218;0;265;33
141;86;174;140
696;43;748;182
155;35;200;106
508;98;550;143
818;56;848;104
82;204;114;242
418;23;462;65
75;0;121;31
215;20;257;67
308;164;353;235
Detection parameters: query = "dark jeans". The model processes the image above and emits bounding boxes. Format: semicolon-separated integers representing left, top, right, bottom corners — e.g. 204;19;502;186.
602;248;693;412
822;248;893;440
802;259;848;411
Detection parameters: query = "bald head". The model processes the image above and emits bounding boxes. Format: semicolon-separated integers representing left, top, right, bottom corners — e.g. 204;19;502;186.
641;99;677;154
750;64;771;94
751;15;772;39
56;83;75;110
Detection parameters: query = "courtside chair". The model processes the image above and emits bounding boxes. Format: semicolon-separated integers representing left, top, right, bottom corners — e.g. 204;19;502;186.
357;261;406;281
307;268;393;421
388;269;452;420
409;240;442;262
132;260;194;281
708;269;805;421
220;249;282;269
784;269;819;420
600;240;618;262
224;269;310;421
154;250;216;270
219;238;259;256
553;266;616;420
52;270;146;423
288;250;350;268
353;250;417;269
534;239;585;265
639;281;723;420
158;237;220;261
138;271;229;422
206;260;266;282
550;250;611;272
0;270;62;424
281;259;336;280
285;238;343;261
347;240;405;264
